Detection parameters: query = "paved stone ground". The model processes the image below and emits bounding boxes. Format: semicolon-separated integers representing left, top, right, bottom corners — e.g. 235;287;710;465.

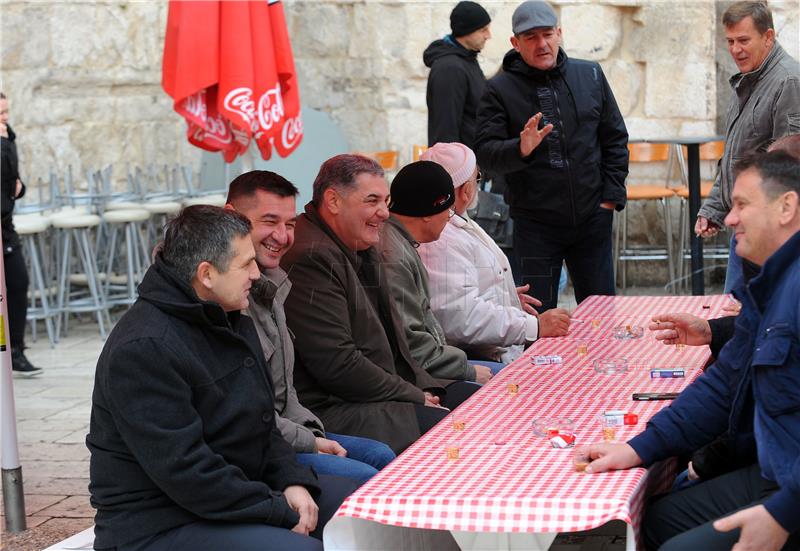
2;284;722;550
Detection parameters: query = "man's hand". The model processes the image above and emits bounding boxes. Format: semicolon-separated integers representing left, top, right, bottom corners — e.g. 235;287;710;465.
472;364;493;385
519;113;554;158
284;485;318;535
713;504;789;551
687;461;700;481
538;308;571;338
424;391;449;410
15;179;23;198
599;201;616;210
315;437;347;457
695;215;720;238
516;284;542;316
579;442;642;474
649;313;712;346
0;122;7;139
722;300;742;315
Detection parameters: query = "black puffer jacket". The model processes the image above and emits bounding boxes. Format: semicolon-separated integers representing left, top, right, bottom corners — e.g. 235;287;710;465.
1;124;24;251
87;256;319;548
424;37;487;150
476;48;629;227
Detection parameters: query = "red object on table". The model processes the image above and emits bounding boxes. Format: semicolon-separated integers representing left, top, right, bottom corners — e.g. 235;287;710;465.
334;294;731;540
161;0;302;162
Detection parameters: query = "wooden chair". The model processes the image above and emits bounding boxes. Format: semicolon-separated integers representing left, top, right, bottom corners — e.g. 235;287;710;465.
615;143;678;289
358;150;399;171
412;144;428;161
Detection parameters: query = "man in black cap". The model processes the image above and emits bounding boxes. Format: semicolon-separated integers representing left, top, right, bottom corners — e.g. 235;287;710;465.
379;161;495;386
475;0;629;311
423;1;492;149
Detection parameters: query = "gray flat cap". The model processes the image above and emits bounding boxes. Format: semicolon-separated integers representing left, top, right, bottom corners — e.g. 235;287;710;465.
512;1;557;34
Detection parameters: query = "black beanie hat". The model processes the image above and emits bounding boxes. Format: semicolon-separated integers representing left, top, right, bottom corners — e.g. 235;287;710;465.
450;1;491;37
390;161;455;217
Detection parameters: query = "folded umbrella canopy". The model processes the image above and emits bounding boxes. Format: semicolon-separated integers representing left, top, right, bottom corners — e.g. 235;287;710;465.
162;0;303;162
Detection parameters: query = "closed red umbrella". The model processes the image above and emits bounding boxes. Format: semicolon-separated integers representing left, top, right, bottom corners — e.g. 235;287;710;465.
162;0;303;162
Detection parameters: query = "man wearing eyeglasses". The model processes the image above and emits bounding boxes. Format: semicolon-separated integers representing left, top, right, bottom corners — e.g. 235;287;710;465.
379;160;495;386
475;0;628;311
418;142;571;364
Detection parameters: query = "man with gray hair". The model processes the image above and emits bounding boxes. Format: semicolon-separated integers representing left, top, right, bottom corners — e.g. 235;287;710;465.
88;205;357;551
475;0;629;311
282;154;464;454
696;0;800;292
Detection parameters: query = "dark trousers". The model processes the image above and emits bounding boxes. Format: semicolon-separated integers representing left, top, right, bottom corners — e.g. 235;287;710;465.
114;475;359;551
3;245;29;347
512;206;615;311
413;381;481;435
643;463;799;551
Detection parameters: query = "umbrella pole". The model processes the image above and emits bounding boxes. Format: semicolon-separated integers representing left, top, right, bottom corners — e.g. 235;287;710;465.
1;225;27;533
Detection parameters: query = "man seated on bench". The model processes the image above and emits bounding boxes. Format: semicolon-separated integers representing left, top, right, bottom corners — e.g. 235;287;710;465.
87;205;357;551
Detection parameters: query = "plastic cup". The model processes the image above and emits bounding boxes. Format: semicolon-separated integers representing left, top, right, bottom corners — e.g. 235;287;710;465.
574;451;590;472
452;419;465;432
446;442;460;460
576;341;588;357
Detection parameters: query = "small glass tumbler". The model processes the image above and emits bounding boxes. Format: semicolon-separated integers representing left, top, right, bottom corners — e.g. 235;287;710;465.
446;441;460;460
507;383;520;396
452;418;466;432
576;340;589;357
591;318;601;329
599;415;619;442
574;451;591;472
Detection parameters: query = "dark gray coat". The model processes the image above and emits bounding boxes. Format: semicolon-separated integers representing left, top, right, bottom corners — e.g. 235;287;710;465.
282;204;445;453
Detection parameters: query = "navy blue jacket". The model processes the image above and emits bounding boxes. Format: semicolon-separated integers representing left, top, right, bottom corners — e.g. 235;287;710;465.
629;230;800;533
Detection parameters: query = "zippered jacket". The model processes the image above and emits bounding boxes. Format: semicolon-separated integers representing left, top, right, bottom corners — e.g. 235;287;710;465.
475;48;628;227
699;42;800;227
629;230;800;534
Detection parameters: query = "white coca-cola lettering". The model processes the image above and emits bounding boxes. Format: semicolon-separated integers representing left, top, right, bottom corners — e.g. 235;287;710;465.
281;115;303;150
257;84;285;132
223;87;256;125
205;115;232;145
183;91;207;120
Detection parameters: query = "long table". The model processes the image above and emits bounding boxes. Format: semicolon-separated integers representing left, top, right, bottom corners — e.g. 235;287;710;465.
324;294;732;551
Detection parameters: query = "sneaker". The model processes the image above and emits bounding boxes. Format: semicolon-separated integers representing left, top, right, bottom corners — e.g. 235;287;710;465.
11;349;43;378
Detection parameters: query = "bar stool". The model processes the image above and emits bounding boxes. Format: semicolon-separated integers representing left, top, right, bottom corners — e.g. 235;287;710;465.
614;143;678;289
183;194;227;207
50;211;110;339
143;200;183;250
13;214;57;347
101;208;152;307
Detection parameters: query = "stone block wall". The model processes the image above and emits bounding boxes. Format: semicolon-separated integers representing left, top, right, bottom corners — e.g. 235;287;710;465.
1;0;797;284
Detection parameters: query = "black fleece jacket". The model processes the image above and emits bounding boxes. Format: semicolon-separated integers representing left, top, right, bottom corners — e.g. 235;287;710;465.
87;257;319;548
424;36;487;150
476;48;629;227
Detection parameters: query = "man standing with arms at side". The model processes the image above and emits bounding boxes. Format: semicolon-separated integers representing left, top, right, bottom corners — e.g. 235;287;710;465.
424;1;492;149
696;1;800;292
475;0;628;311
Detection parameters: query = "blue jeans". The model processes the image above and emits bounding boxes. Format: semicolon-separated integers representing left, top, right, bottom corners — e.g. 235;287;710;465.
295;432;395;483
723;234;744;293
470;360;505;376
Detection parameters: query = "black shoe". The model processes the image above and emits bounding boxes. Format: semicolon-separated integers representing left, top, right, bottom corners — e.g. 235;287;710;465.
11;349;43;378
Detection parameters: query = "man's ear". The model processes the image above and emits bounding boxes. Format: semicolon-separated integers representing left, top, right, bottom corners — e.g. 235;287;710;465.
510;35;520;52
778;191;800;225
323;188;341;215
195;260;215;290
764;28;776;49
223;203;236;212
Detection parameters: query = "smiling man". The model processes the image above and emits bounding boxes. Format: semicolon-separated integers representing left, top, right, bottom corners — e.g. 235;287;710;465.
88;206;357;551
474;0;629;311
696;1;799;292
281;154;451;454
580;151;800;551
226;171;396;483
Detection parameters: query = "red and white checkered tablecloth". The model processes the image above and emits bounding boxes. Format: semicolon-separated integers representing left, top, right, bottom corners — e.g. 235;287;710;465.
334;295;732;539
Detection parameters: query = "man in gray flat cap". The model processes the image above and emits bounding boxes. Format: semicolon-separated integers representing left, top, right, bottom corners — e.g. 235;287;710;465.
475;0;629;311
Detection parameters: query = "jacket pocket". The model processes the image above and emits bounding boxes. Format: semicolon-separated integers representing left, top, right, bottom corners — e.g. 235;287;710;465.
752;324;800;416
